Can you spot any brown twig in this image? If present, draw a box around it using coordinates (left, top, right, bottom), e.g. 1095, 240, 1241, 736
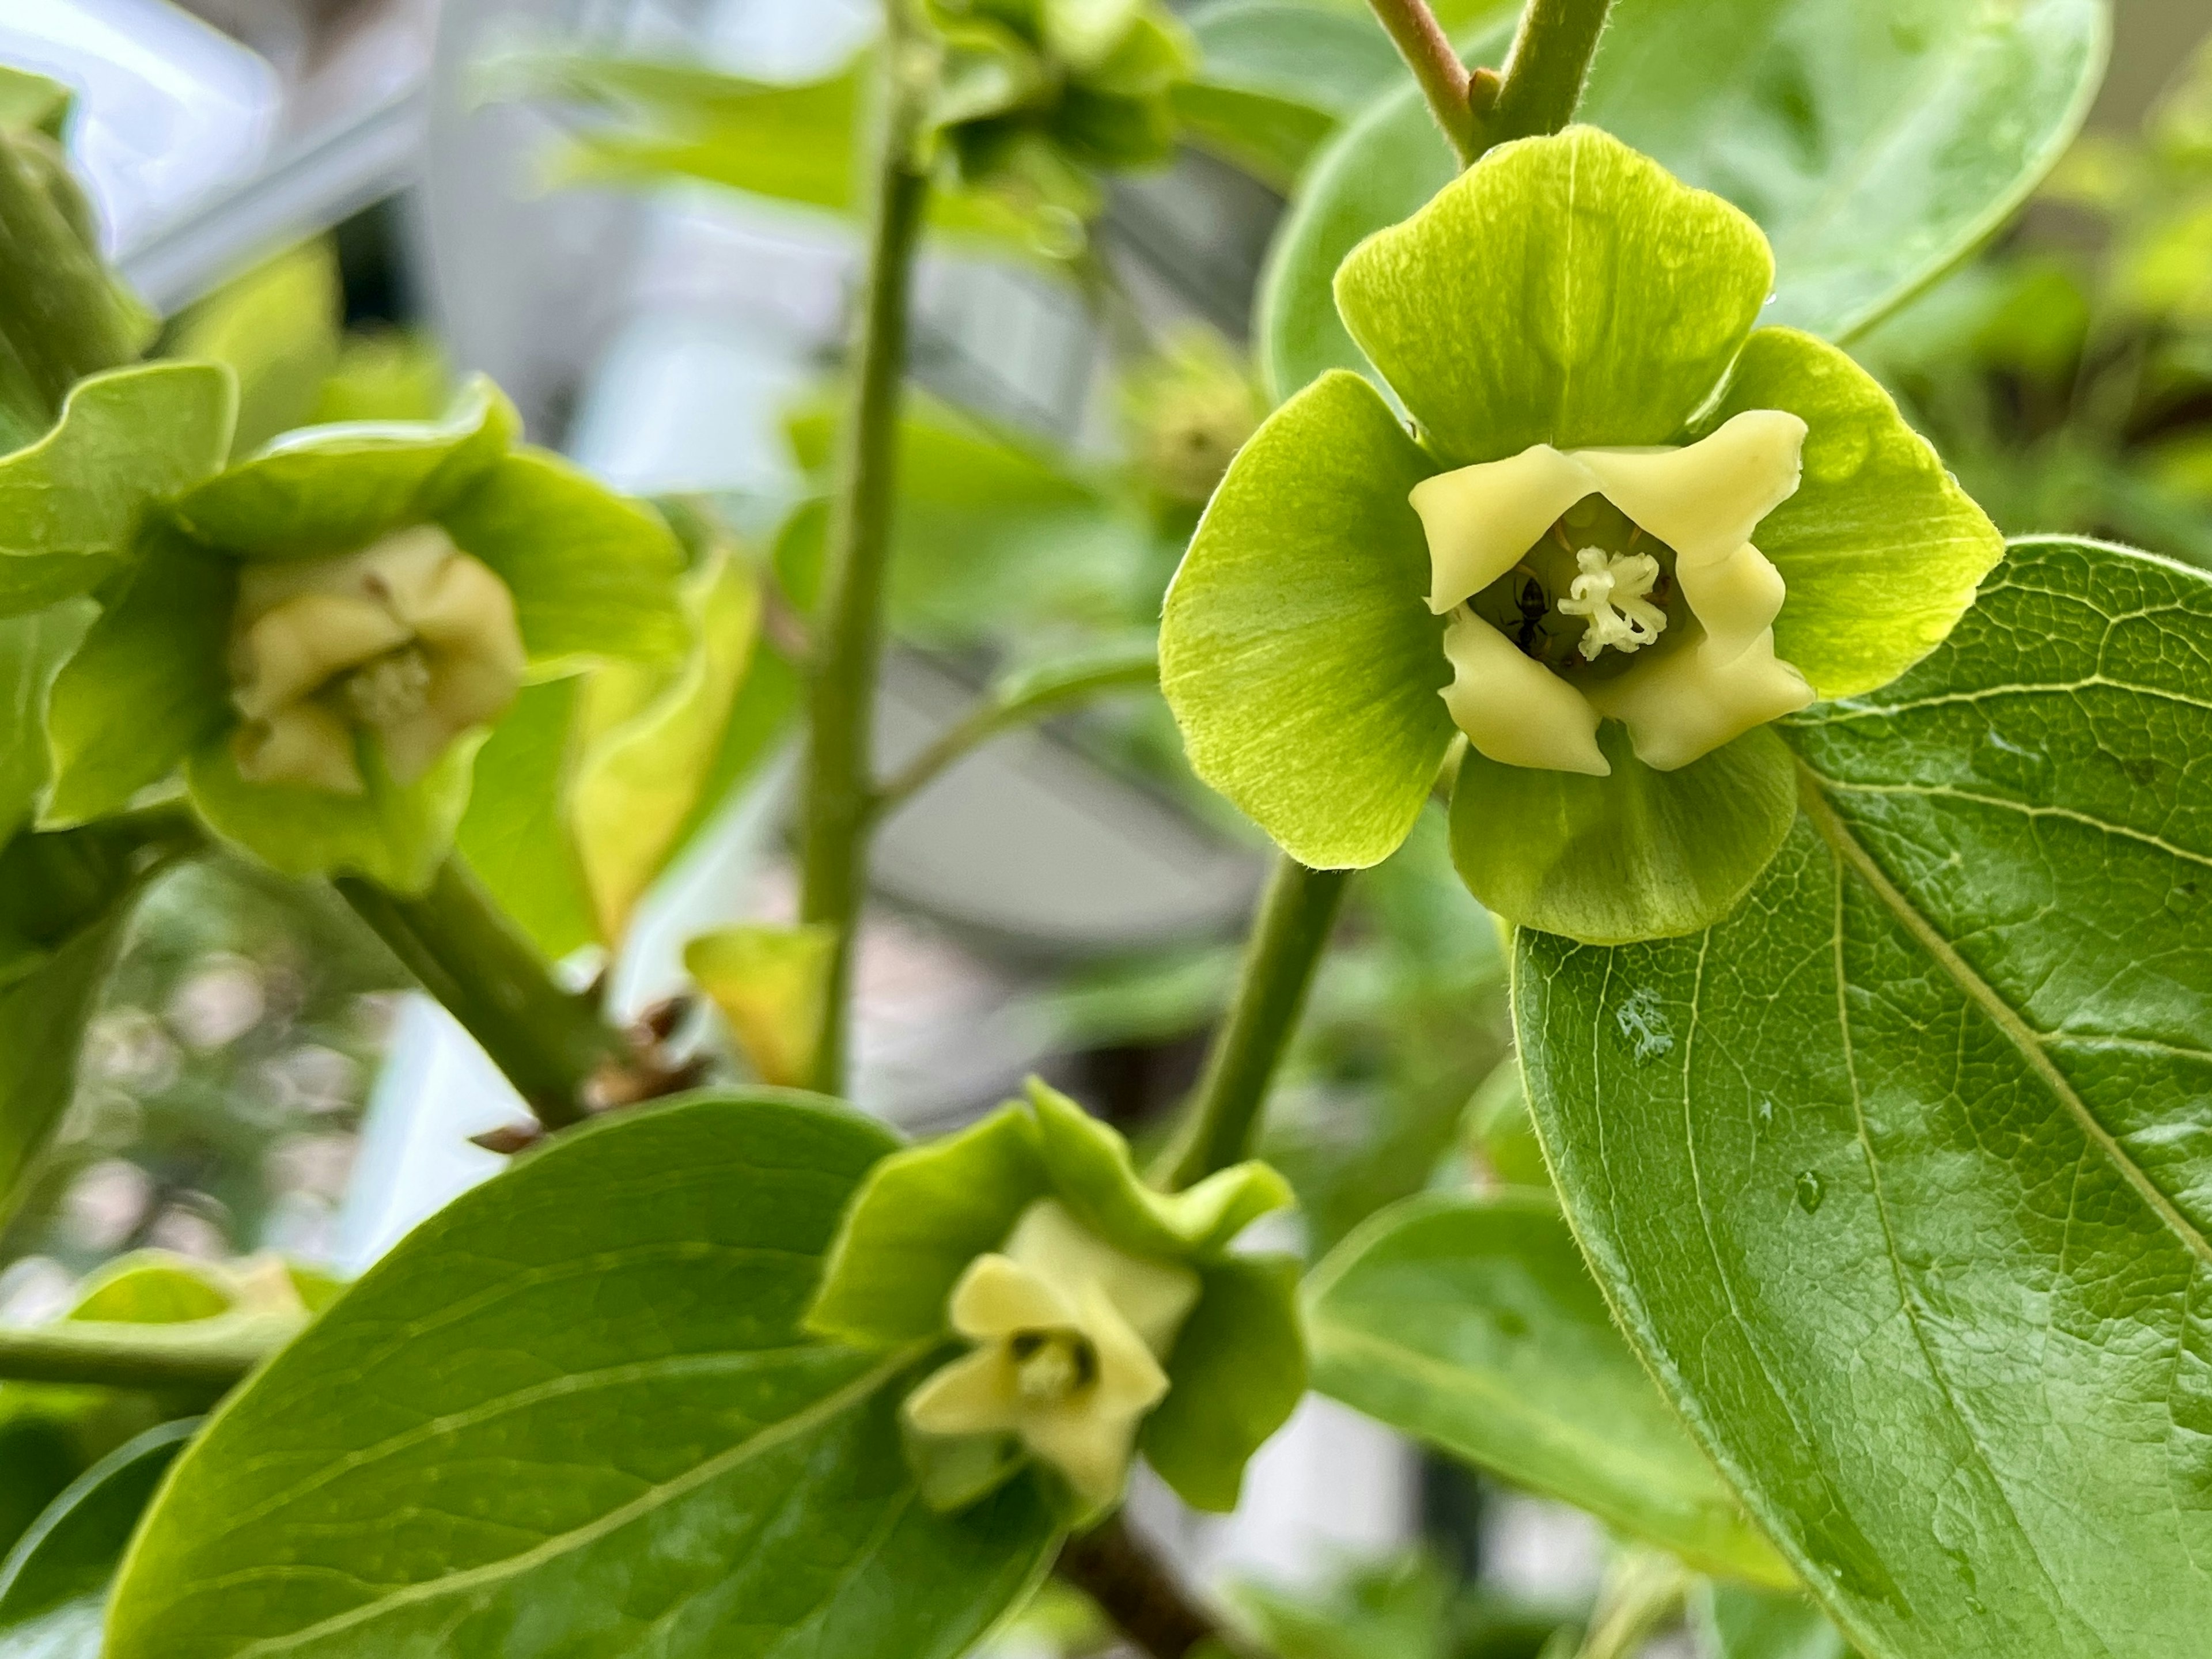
1056, 1512, 1251, 1659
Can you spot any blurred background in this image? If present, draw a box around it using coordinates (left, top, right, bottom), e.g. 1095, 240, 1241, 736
2, 0, 2209, 1653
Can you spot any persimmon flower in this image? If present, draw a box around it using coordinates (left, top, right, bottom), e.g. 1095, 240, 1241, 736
229, 525, 525, 795
1158, 127, 2003, 943
904, 1199, 1199, 1509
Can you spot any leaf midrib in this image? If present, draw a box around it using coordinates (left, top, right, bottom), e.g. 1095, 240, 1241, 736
213, 1343, 925, 1658
1796, 767, 2212, 1270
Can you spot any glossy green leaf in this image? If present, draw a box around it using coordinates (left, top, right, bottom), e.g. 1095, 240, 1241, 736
42, 526, 235, 827
0, 600, 92, 833
168, 376, 518, 559
0, 1420, 194, 1659
1174, 2, 1404, 187
1335, 126, 1772, 463
452, 678, 594, 961
1140, 1253, 1305, 1512
1694, 1583, 1850, 1659
1450, 724, 1799, 945
571, 551, 759, 938
1517, 539, 2212, 1654
1306, 1190, 1790, 1585
1159, 369, 1452, 870
185, 728, 480, 895
1262, 0, 2107, 402
0, 363, 234, 615
438, 448, 688, 671
1699, 328, 2003, 701
105, 1092, 1058, 1659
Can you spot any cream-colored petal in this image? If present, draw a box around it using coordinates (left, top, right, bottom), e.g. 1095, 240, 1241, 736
905, 1347, 1024, 1438
371, 714, 457, 787
406, 550, 527, 675
1002, 1200, 1201, 1359
949, 1253, 1076, 1340
232, 593, 410, 720
1440, 612, 1609, 777
1021, 1398, 1145, 1509
1410, 445, 1595, 614
423, 646, 524, 737
232, 703, 365, 794
359, 525, 467, 620
1075, 1284, 1172, 1416
1673, 539, 1787, 667
1571, 410, 1806, 565
1586, 625, 1815, 771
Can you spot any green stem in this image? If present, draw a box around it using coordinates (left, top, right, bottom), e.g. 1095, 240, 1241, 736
1363, 0, 1481, 164
796, 16, 933, 1097
1153, 855, 1350, 1191
870, 653, 1158, 820
1573, 1548, 1689, 1659
1480, 0, 1615, 149
337, 858, 622, 1130
0, 1313, 298, 1399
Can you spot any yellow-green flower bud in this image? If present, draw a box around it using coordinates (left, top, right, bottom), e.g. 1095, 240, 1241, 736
903, 1198, 1200, 1509
227, 524, 525, 795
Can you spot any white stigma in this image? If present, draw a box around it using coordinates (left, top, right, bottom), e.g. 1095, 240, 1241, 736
1556, 547, 1668, 661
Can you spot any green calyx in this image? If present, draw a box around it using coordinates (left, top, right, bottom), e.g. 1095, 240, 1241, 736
924, 0, 1195, 222
807, 1077, 1305, 1517
43, 376, 687, 892
1159, 127, 2003, 944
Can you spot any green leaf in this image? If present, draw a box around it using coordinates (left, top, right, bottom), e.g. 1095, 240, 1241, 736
1263, 0, 2107, 402
1516, 538, 2212, 1654
0, 825, 154, 1223
810, 1108, 1053, 1348
0, 363, 234, 615
164, 242, 342, 457
1465, 1056, 1548, 1189
1174, 2, 1404, 187
168, 376, 518, 560
1450, 724, 1799, 945
1306, 1190, 1791, 1586
438, 448, 688, 672
0, 600, 93, 833
1141, 1253, 1305, 1512
571, 551, 760, 937
0, 1419, 195, 1658
452, 677, 594, 960
105, 1093, 1059, 1659
1699, 329, 2003, 701
185, 729, 479, 895
42, 527, 236, 827
66, 1256, 234, 1325
1158, 369, 1452, 870
1692, 1583, 1850, 1659
1336, 126, 1771, 463
686, 922, 835, 1088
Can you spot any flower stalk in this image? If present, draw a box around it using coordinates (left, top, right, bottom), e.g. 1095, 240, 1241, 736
797, 7, 934, 1094
1364, 0, 1615, 169
1153, 855, 1349, 1191
0, 1312, 297, 1400
337, 858, 624, 1130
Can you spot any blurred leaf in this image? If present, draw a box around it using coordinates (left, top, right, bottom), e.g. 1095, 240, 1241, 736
788, 396, 1155, 645
1231, 1552, 1458, 1659
1262, 0, 2108, 400
164, 243, 340, 457
1141, 1252, 1305, 1512
685, 922, 835, 1086
1692, 1582, 1850, 1659
310, 329, 451, 426
1175, 2, 1406, 187
572, 551, 761, 941
65, 1256, 233, 1325
1465, 1056, 1546, 1188
105, 1093, 1059, 1659
453, 677, 594, 961
0, 1419, 194, 1658
0, 599, 93, 835
1306, 1190, 1791, 1585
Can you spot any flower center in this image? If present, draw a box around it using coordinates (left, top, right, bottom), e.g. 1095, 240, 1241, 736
339, 644, 433, 728
1556, 548, 1668, 660
1463, 493, 1682, 679
1009, 1328, 1097, 1404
